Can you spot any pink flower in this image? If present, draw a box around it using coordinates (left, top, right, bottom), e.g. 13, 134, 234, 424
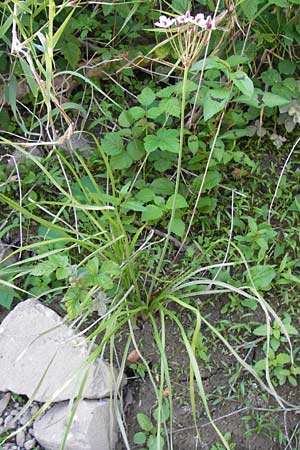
155, 15, 174, 28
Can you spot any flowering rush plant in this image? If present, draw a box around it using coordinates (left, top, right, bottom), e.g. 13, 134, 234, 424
154, 10, 222, 67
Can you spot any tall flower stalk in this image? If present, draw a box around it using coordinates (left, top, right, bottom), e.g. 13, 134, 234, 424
147, 10, 222, 303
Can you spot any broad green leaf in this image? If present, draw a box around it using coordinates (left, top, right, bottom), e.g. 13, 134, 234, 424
226, 55, 250, 67
119, 106, 145, 128
100, 260, 119, 276
249, 265, 276, 289
101, 133, 124, 156
110, 151, 132, 170
263, 92, 290, 108
229, 71, 254, 97
153, 399, 170, 422
238, 89, 290, 108
170, 218, 185, 237
157, 129, 179, 153
172, 0, 189, 13
151, 178, 174, 195
165, 194, 188, 209
0, 285, 14, 309
60, 36, 81, 69
270, 0, 288, 6
31, 261, 57, 277
188, 135, 198, 155
191, 56, 229, 73
240, 0, 261, 20
141, 205, 163, 222
159, 97, 180, 118
276, 353, 290, 365
133, 432, 147, 445
136, 188, 155, 203
278, 60, 296, 75
253, 324, 267, 336
137, 87, 156, 106
127, 140, 145, 161
144, 129, 179, 154
194, 171, 221, 192
56, 266, 72, 280
121, 200, 145, 212
137, 413, 153, 431
203, 88, 230, 121
86, 257, 99, 276
144, 135, 160, 153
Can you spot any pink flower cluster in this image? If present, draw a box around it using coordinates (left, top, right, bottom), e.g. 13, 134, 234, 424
155, 11, 216, 30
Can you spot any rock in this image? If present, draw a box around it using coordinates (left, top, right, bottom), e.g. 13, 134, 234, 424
59, 133, 92, 156
0, 299, 115, 402
16, 430, 26, 447
24, 439, 36, 450
33, 399, 117, 450
4, 414, 16, 429
0, 393, 11, 416
6, 147, 43, 171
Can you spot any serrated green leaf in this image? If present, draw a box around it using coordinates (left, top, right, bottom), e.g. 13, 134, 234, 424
249, 265, 276, 289
121, 200, 145, 212
141, 205, 163, 222
86, 257, 99, 276
110, 151, 132, 169
151, 178, 174, 195
144, 135, 160, 153
157, 129, 179, 153
31, 261, 57, 277
60, 36, 81, 69
137, 87, 156, 106
253, 324, 268, 336
136, 188, 155, 203
276, 353, 290, 365
159, 97, 180, 118
165, 194, 188, 210
56, 266, 72, 280
101, 133, 124, 156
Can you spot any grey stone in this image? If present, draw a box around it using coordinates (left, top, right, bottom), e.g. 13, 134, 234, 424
10, 409, 18, 416
0, 417, 3, 425
16, 430, 25, 447
0, 393, 11, 416
19, 409, 32, 425
0, 299, 115, 402
4, 414, 16, 429
24, 439, 36, 450
33, 399, 117, 450
6, 147, 43, 170
59, 133, 92, 156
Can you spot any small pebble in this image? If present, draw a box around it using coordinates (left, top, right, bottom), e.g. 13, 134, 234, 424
10, 409, 18, 416
0, 393, 11, 416
24, 439, 36, 450
20, 410, 31, 425
0, 417, 4, 425
16, 430, 25, 447
30, 405, 39, 416
4, 414, 15, 429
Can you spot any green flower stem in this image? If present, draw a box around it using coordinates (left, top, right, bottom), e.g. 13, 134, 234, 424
147, 64, 189, 304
